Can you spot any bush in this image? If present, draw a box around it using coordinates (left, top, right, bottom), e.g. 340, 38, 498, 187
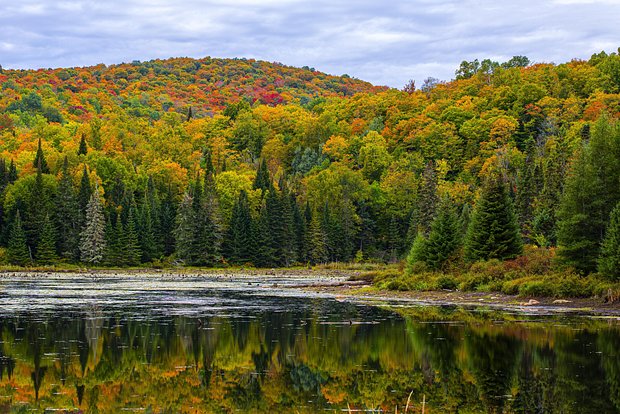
518, 281, 555, 297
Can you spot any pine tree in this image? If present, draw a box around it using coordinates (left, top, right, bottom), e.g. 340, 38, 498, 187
77, 165, 91, 231
33, 138, 50, 174
174, 193, 196, 264
7, 159, 17, 183
251, 203, 275, 267
77, 133, 88, 156
424, 198, 461, 270
36, 214, 58, 264
79, 187, 107, 264
139, 195, 157, 263
292, 196, 306, 263
307, 212, 328, 265
411, 160, 439, 236
405, 232, 427, 273
124, 207, 142, 266
7, 210, 30, 266
105, 214, 123, 266
557, 117, 620, 273
27, 161, 47, 249
56, 157, 80, 260
159, 186, 177, 256
225, 190, 252, 264
253, 159, 270, 192
465, 176, 523, 262
598, 202, 620, 280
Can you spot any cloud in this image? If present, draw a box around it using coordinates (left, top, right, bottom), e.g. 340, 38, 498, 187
0, 0, 618, 87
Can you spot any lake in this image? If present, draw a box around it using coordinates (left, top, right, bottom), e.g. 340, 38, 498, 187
0, 274, 619, 413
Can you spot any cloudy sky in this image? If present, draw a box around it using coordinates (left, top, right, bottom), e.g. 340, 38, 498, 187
1, 0, 618, 87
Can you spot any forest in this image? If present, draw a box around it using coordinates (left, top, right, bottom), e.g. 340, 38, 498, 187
1, 51, 620, 297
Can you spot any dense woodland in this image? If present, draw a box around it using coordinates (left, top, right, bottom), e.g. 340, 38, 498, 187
1, 51, 620, 282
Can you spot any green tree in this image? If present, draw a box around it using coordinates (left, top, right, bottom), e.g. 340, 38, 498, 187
465, 177, 523, 262
124, 207, 142, 266
598, 202, 620, 280
307, 211, 328, 265
424, 198, 462, 270
56, 157, 79, 260
33, 138, 50, 174
224, 190, 252, 264
174, 193, 195, 265
77, 133, 88, 156
253, 159, 270, 192
410, 161, 438, 236
7, 210, 30, 266
405, 232, 427, 273
557, 117, 620, 273
79, 187, 107, 264
36, 214, 58, 264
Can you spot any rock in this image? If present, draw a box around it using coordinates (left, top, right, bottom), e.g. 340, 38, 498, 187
522, 299, 540, 306
552, 299, 571, 304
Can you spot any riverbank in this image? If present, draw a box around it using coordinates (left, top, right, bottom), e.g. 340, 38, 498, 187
2, 267, 620, 316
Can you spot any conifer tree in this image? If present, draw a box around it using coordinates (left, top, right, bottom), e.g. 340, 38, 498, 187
265, 186, 288, 265
292, 196, 306, 263
251, 204, 274, 267
307, 212, 328, 265
56, 157, 80, 259
465, 176, 523, 262
159, 186, 177, 256
36, 214, 58, 264
77, 166, 92, 230
174, 193, 196, 264
557, 117, 620, 273
79, 187, 107, 264
410, 160, 439, 236
405, 232, 427, 273
253, 159, 270, 192
77, 133, 88, 156
7, 210, 30, 266
7, 159, 17, 184
27, 161, 47, 249
598, 202, 620, 280
139, 195, 157, 263
104, 214, 122, 266
124, 207, 142, 266
424, 198, 461, 270
33, 138, 50, 174
225, 190, 252, 264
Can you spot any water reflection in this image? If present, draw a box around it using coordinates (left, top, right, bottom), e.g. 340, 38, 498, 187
0, 276, 619, 413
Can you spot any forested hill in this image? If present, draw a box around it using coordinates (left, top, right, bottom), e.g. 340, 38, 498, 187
1, 50, 620, 273
0, 56, 386, 120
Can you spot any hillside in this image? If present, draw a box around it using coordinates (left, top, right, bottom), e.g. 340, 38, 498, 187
0, 50, 620, 281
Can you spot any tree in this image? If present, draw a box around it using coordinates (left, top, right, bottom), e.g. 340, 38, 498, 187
306, 212, 327, 265
598, 202, 620, 280
224, 190, 252, 264
77, 133, 88, 156
36, 214, 58, 264
56, 157, 79, 259
33, 138, 50, 174
465, 176, 523, 262
253, 159, 270, 192
7, 210, 30, 266
174, 193, 195, 264
77, 165, 92, 231
79, 187, 107, 264
424, 198, 461, 270
557, 117, 620, 273
124, 207, 142, 266
410, 160, 438, 236
405, 232, 427, 273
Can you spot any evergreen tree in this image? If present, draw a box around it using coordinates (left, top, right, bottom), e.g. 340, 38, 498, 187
77, 133, 88, 156
190, 174, 221, 266
174, 193, 196, 264
7, 210, 30, 266
424, 198, 461, 270
33, 138, 50, 174
411, 160, 439, 236
253, 159, 270, 192
598, 202, 620, 280
387, 216, 401, 262
26, 161, 47, 250
104, 214, 123, 266
465, 176, 523, 262
251, 204, 275, 267
77, 166, 92, 231
557, 117, 620, 273
224, 190, 252, 264
292, 196, 306, 263
7, 160, 17, 183
159, 186, 177, 256
307, 211, 328, 265
265, 186, 288, 266
36, 214, 58, 264
405, 232, 427, 273
56, 157, 80, 260
139, 194, 157, 263
79, 187, 107, 264
124, 207, 142, 266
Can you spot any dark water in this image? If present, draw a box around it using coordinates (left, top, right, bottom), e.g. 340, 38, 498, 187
0, 275, 619, 413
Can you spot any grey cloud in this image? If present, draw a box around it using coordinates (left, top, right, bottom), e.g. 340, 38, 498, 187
0, 0, 618, 87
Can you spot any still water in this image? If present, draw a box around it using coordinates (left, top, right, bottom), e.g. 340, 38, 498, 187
0, 274, 619, 413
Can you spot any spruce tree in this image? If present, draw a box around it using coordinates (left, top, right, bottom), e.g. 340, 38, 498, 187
251, 204, 275, 267
7, 160, 17, 183
292, 196, 306, 263
77, 166, 92, 231
124, 207, 142, 266
105, 214, 123, 266
159, 186, 177, 256
411, 160, 439, 236
424, 198, 461, 270
405, 232, 427, 273
36, 214, 58, 264
174, 193, 196, 264
77, 133, 88, 156
598, 202, 620, 280
557, 117, 620, 273
253, 159, 270, 192
225, 190, 252, 264
56, 157, 80, 260
33, 138, 50, 174
307, 212, 328, 265
7, 210, 30, 266
79, 187, 107, 264
27, 161, 47, 249
139, 195, 157, 263
465, 176, 523, 262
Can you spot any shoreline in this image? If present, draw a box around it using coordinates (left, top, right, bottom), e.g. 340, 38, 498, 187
2, 268, 620, 316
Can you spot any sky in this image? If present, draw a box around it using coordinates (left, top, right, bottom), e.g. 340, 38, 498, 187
0, 0, 619, 88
